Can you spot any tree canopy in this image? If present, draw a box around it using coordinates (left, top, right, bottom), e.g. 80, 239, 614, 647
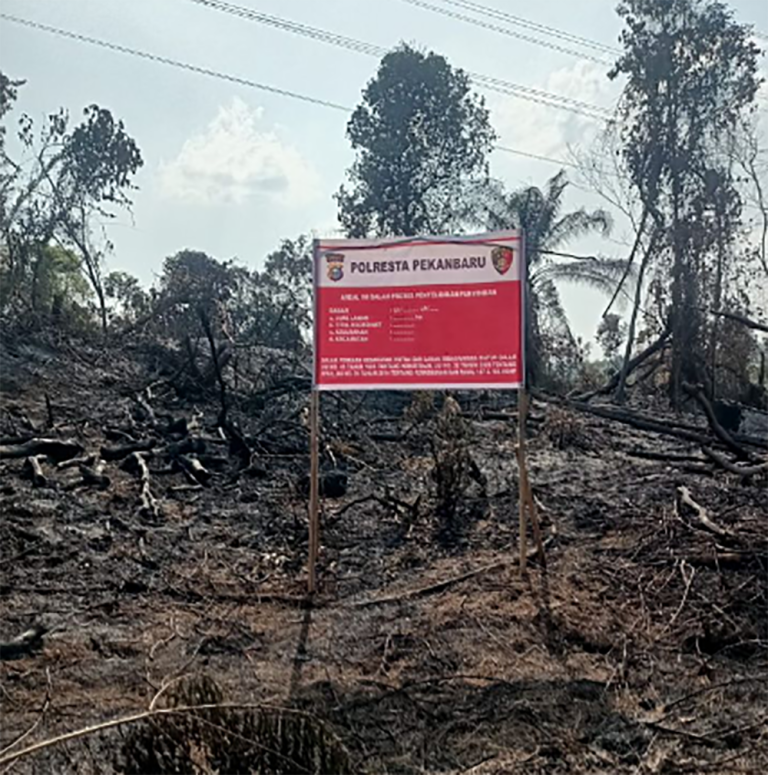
336, 44, 495, 237
610, 0, 763, 405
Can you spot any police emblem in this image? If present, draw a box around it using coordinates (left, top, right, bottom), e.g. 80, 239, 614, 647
491, 246, 514, 276
325, 252, 345, 282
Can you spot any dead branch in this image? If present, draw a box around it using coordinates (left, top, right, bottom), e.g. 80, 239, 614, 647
57, 454, 96, 470
682, 383, 754, 460
352, 562, 507, 608
44, 393, 54, 429
625, 448, 705, 464
198, 306, 229, 425
177, 454, 212, 485
123, 452, 160, 519
0, 434, 36, 446
133, 391, 157, 426
22, 455, 47, 487
78, 459, 110, 489
536, 394, 719, 447
575, 323, 671, 402
668, 561, 696, 628
329, 493, 420, 523
710, 309, 768, 334
0, 702, 321, 769
161, 437, 207, 459
0, 667, 51, 756
701, 446, 768, 477
0, 438, 83, 462
100, 439, 156, 461
353, 536, 555, 608
104, 427, 138, 443
0, 624, 47, 661
676, 486, 731, 538
536, 390, 768, 452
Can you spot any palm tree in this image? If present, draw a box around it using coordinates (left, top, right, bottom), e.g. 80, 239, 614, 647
479, 170, 631, 387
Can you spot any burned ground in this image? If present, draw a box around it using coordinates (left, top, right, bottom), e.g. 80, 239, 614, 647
0, 336, 766, 774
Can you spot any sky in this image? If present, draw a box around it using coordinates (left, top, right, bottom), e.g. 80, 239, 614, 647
1, 0, 767, 343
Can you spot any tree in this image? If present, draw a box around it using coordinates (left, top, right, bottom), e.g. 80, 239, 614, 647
104, 270, 150, 326
0, 73, 143, 333
481, 171, 626, 388
597, 313, 627, 367
610, 0, 762, 406
152, 245, 310, 352
336, 44, 495, 237
257, 235, 313, 341
0, 242, 92, 328
0, 72, 23, 194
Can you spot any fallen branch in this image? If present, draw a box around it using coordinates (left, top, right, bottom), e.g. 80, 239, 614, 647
0, 667, 51, 757
352, 562, 506, 608
0, 702, 320, 768
353, 536, 555, 608
701, 446, 768, 477
177, 454, 212, 485
123, 452, 160, 519
676, 486, 731, 538
133, 391, 157, 426
0, 434, 36, 446
668, 561, 696, 628
78, 459, 111, 489
100, 439, 156, 461
57, 454, 96, 470
683, 383, 753, 461
0, 624, 47, 661
22, 456, 48, 487
534, 391, 768, 451
0, 438, 83, 462
536, 394, 718, 447
574, 324, 671, 402
625, 448, 705, 464
329, 493, 420, 523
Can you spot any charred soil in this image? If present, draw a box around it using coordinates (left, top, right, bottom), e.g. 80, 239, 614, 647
1, 335, 767, 774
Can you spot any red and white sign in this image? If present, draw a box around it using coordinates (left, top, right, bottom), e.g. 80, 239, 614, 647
313, 231, 524, 390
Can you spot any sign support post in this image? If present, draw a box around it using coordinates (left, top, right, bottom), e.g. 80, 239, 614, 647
516, 388, 545, 573
308, 389, 320, 595
517, 388, 529, 573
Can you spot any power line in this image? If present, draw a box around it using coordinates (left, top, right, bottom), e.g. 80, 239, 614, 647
469, 73, 613, 119
0, 13, 351, 113
402, 0, 619, 55
0, 12, 583, 171
495, 145, 579, 169
184, 0, 615, 120
405, 0, 768, 54
397, 0, 616, 62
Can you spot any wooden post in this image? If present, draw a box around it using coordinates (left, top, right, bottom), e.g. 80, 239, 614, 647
517, 388, 529, 573
308, 389, 320, 595
517, 388, 546, 573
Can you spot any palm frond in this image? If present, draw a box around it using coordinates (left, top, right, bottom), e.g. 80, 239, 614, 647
535, 258, 637, 299
545, 208, 613, 250
534, 277, 573, 337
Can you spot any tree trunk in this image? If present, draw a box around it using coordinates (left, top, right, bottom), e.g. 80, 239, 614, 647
710, 197, 725, 399
616, 226, 658, 403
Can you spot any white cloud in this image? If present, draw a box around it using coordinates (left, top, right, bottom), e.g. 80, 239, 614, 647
158, 98, 321, 207
489, 60, 620, 166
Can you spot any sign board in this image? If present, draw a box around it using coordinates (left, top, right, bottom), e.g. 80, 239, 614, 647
313, 231, 524, 390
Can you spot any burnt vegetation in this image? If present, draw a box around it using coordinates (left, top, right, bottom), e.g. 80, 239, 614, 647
1, 2, 768, 772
